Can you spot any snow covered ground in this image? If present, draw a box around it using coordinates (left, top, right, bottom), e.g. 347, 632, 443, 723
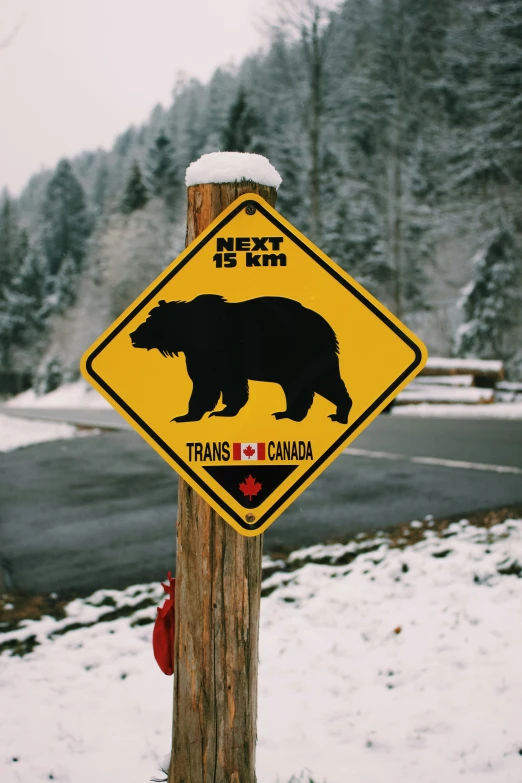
1, 517, 522, 783
397, 385, 495, 404
393, 401, 522, 418
423, 357, 503, 375
0, 412, 94, 452
4, 380, 110, 410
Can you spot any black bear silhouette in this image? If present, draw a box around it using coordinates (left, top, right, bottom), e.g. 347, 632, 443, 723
130, 295, 352, 424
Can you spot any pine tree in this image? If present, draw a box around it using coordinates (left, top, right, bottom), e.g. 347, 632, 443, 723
222, 88, 264, 154
47, 255, 80, 313
0, 245, 49, 368
443, 0, 522, 192
0, 195, 28, 296
114, 127, 136, 157
34, 357, 64, 395
269, 129, 307, 228
455, 230, 521, 364
320, 150, 384, 285
121, 162, 148, 214
270, 2, 333, 243
325, 0, 451, 315
438, 0, 522, 373
42, 159, 91, 276
170, 77, 207, 170
197, 67, 237, 154
92, 162, 110, 212
146, 132, 179, 207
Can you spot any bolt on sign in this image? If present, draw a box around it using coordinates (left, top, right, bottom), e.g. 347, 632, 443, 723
81, 194, 427, 536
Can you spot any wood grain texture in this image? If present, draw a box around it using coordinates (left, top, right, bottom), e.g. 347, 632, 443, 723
185, 181, 277, 246
170, 180, 277, 783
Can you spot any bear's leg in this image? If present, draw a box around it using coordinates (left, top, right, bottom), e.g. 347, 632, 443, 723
171, 379, 221, 422
315, 367, 352, 424
209, 377, 249, 418
273, 384, 315, 422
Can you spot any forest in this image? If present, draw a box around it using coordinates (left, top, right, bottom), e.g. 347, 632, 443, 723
0, 0, 520, 392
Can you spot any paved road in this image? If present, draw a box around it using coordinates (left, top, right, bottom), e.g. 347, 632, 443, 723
1, 409, 521, 595
3, 406, 522, 469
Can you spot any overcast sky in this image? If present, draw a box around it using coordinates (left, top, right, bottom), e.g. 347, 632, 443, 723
0, 0, 270, 196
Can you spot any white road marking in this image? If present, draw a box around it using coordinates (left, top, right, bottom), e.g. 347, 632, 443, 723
343, 447, 522, 476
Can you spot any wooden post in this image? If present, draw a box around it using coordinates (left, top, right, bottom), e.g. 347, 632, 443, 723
169, 180, 277, 783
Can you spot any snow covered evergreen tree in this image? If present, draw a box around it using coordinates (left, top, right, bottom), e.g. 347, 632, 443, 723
443, 1, 522, 193
34, 357, 64, 395
92, 162, 110, 213
271, 2, 335, 243
455, 230, 521, 365
198, 67, 237, 154
121, 162, 148, 214
328, 0, 451, 315
47, 255, 80, 313
246, 34, 309, 232
114, 127, 137, 158
222, 87, 264, 154
269, 130, 307, 228
42, 159, 91, 276
168, 78, 207, 172
146, 132, 179, 208
0, 245, 49, 369
0, 194, 28, 297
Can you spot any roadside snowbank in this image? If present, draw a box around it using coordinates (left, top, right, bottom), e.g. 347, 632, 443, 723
424, 357, 503, 374
0, 413, 81, 452
393, 401, 522, 418
397, 385, 494, 404
5, 380, 110, 410
1, 518, 522, 782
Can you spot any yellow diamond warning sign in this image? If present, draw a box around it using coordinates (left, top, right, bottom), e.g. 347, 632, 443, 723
81, 193, 427, 536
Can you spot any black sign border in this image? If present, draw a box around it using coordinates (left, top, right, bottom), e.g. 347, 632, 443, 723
85, 198, 423, 531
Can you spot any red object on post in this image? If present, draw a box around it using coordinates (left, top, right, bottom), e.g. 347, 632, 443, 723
153, 571, 175, 675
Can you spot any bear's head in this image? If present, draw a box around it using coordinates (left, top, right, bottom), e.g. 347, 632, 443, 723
130, 300, 183, 357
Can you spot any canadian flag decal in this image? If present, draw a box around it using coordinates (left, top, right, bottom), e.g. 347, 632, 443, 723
233, 442, 266, 461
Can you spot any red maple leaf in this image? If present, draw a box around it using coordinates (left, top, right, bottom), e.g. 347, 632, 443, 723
239, 475, 262, 501
243, 445, 256, 458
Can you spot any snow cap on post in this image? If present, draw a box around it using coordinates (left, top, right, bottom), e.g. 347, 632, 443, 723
185, 151, 282, 189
